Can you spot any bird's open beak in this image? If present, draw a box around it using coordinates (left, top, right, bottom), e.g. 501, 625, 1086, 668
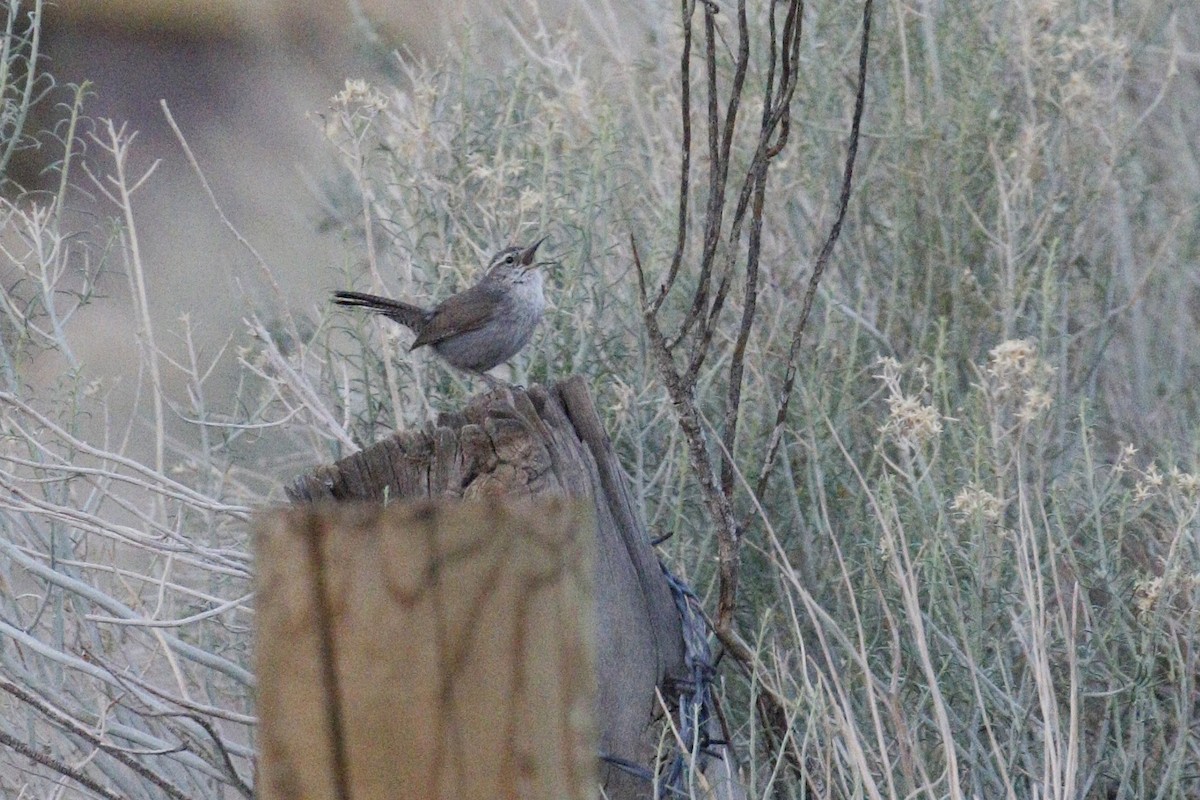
519, 237, 547, 267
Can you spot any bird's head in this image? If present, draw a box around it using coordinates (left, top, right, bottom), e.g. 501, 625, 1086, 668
487, 237, 547, 282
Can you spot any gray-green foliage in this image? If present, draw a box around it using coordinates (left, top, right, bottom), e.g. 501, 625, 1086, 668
321, 4, 1199, 796
0, 0, 50, 186
1, 0, 1198, 797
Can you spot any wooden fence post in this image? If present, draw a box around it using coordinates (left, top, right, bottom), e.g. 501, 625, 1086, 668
284, 377, 745, 799
255, 499, 596, 800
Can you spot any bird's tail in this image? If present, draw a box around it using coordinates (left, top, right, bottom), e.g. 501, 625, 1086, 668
333, 291, 427, 331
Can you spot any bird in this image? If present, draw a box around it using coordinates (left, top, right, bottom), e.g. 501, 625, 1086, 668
333, 238, 547, 386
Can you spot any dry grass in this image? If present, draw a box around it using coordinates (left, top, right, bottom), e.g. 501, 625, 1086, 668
1, 0, 1198, 797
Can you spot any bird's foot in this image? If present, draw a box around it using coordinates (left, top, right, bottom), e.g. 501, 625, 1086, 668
475, 372, 517, 395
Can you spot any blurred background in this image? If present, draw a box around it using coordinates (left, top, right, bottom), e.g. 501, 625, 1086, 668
8, 0, 664, 422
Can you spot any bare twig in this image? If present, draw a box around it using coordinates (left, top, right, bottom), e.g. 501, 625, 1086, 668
0, 677, 199, 800
754, 0, 874, 505
84, 121, 167, 478
638, 0, 818, 633
186, 712, 255, 799
635, 233, 739, 632
0, 729, 124, 800
669, 0, 752, 353
635, 0, 872, 777
649, 0, 697, 313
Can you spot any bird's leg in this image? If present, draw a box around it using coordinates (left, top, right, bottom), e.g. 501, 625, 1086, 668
475, 371, 507, 391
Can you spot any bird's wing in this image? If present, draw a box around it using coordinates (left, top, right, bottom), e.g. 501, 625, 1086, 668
410, 282, 506, 349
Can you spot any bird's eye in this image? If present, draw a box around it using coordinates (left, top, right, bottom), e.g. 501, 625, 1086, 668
505, 254, 515, 265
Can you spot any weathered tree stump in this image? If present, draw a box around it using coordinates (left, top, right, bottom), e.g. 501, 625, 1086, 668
289, 376, 741, 799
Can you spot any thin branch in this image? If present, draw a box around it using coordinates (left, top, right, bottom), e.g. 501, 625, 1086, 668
159, 101, 290, 318
650, 0, 697, 313
721, 172, 768, 500
0, 546, 254, 687
0, 677, 199, 800
185, 713, 255, 799
670, 0, 752, 353
636, 234, 740, 624
0, 657, 243, 785
0, 729, 124, 800
94, 658, 258, 728
638, 0, 818, 638
667, 0, 748, 357
87, 592, 253, 629
754, 0, 874, 505
692, 0, 804, 501
635, 2, 872, 772
684, 0, 802, 388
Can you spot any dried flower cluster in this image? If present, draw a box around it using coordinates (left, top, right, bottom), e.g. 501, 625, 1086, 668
1029, 2, 1130, 118
332, 78, 389, 114
876, 357, 943, 451
951, 484, 1005, 523
984, 339, 1055, 424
